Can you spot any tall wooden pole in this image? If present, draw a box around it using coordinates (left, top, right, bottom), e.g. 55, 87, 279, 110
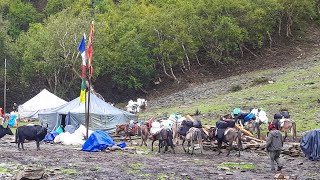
4, 58, 7, 114
86, 82, 91, 139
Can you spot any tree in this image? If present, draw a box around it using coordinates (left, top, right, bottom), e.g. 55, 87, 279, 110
5, 0, 44, 39
17, 11, 91, 98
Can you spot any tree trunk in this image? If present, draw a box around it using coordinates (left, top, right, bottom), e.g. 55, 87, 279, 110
267, 31, 272, 48
157, 56, 174, 79
169, 64, 177, 81
54, 71, 58, 95
278, 17, 282, 36
181, 42, 191, 70
195, 54, 203, 66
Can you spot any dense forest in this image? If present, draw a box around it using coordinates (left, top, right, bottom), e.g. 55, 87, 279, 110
0, 0, 319, 110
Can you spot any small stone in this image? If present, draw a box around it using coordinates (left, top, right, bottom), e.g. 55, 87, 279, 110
181, 173, 188, 176
226, 172, 233, 175
219, 167, 230, 171
274, 173, 285, 179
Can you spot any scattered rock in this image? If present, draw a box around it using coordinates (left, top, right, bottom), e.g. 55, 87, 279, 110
274, 173, 290, 179
109, 146, 122, 151
16, 168, 45, 180
104, 149, 111, 153
180, 173, 188, 176
219, 167, 230, 171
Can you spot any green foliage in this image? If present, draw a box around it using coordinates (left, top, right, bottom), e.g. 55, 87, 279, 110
16, 11, 91, 98
5, 0, 44, 39
0, 0, 319, 99
45, 0, 75, 16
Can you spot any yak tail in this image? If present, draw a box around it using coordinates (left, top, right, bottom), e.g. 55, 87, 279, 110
15, 128, 18, 143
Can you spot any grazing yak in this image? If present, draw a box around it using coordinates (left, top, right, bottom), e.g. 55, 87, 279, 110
0, 125, 13, 139
15, 125, 48, 150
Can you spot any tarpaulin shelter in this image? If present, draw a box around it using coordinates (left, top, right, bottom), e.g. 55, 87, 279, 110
18, 89, 67, 119
38, 92, 137, 132
82, 130, 126, 152
300, 128, 320, 161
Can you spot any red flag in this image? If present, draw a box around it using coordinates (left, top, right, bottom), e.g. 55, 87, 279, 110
87, 21, 94, 80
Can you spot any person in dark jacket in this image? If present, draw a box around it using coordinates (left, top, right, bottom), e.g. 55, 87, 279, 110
12, 103, 18, 112
266, 123, 283, 172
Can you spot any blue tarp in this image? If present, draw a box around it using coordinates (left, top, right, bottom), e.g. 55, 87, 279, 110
43, 131, 60, 142
8, 115, 18, 127
244, 113, 255, 122
82, 130, 126, 152
300, 129, 320, 161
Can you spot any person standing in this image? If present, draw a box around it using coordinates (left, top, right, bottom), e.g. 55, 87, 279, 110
12, 103, 18, 112
266, 123, 283, 172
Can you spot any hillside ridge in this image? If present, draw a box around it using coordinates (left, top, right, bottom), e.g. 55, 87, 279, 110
147, 27, 320, 111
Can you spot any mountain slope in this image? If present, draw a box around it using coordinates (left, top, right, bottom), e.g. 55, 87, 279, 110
144, 26, 320, 134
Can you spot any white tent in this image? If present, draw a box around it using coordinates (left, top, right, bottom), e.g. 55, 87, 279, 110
18, 89, 67, 119
38, 92, 137, 132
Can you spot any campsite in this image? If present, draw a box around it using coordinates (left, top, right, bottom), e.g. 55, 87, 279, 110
1, 51, 320, 179
1, 1, 320, 180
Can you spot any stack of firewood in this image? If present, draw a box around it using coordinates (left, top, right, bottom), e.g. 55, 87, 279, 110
282, 143, 304, 157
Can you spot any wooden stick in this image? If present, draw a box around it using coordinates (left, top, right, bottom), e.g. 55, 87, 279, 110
187, 115, 194, 121
244, 135, 265, 143
202, 127, 209, 136
235, 124, 254, 137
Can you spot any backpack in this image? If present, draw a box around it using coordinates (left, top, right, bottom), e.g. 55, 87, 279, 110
193, 119, 202, 128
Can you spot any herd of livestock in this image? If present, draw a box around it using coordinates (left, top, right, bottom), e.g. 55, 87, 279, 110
0, 107, 296, 157
115, 108, 297, 156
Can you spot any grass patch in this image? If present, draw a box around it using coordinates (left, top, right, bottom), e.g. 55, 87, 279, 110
3, 121, 39, 135
139, 173, 151, 178
0, 167, 8, 173
229, 85, 242, 92
61, 168, 77, 175
219, 162, 256, 169
157, 173, 167, 180
126, 163, 143, 174
141, 60, 320, 136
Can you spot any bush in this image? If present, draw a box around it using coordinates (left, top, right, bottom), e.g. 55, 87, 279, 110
229, 85, 242, 92
252, 77, 269, 85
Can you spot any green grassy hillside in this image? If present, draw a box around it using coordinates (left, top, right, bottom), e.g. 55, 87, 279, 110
141, 58, 320, 136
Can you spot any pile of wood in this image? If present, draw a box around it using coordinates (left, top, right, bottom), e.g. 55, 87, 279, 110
242, 135, 266, 150
282, 143, 304, 157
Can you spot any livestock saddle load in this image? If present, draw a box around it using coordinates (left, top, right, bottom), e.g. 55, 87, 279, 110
178, 118, 207, 141
273, 110, 291, 130
128, 120, 143, 135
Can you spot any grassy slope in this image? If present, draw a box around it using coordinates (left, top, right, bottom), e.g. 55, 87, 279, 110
141, 59, 320, 136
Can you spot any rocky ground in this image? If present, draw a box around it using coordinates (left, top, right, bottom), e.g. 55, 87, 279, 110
0, 135, 319, 180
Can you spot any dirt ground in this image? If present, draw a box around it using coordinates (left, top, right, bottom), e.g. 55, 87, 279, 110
0, 135, 319, 180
